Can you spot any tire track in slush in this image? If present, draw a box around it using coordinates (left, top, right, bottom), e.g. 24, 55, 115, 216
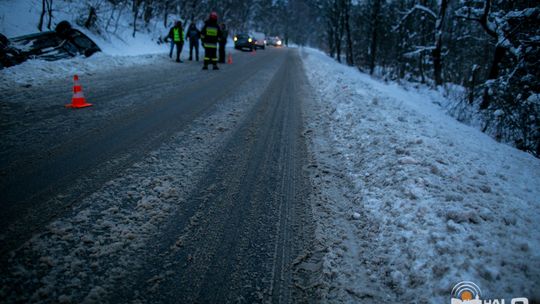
0, 50, 281, 260
109, 50, 311, 303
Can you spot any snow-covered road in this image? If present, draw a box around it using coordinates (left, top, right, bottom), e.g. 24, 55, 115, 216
1, 45, 538, 304
0, 48, 314, 303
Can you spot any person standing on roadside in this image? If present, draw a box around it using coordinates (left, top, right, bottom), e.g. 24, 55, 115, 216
200, 12, 221, 70
218, 23, 228, 63
186, 23, 201, 61
167, 21, 185, 63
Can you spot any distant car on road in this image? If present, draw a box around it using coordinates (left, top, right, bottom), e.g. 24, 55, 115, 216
1, 21, 100, 69
233, 33, 254, 51
250, 32, 266, 50
266, 36, 283, 47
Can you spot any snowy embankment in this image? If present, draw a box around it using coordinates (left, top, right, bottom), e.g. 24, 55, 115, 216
0, 0, 170, 90
301, 48, 540, 302
0, 53, 167, 90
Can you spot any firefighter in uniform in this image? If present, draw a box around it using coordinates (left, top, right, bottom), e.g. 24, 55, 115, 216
167, 21, 184, 62
201, 12, 221, 70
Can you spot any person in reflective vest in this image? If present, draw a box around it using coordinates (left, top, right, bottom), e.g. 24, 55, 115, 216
167, 21, 184, 63
200, 12, 221, 70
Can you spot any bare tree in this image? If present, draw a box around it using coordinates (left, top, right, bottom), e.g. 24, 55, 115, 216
368, 0, 382, 74
343, 0, 354, 66
38, 0, 53, 31
132, 0, 142, 37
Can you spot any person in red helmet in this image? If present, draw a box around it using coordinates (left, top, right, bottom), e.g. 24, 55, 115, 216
200, 12, 221, 70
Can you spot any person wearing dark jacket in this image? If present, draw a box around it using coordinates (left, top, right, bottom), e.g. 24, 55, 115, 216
186, 23, 201, 61
167, 21, 184, 62
218, 23, 228, 63
200, 12, 221, 70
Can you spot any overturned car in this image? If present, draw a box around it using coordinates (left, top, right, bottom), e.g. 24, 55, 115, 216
1, 21, 100, 69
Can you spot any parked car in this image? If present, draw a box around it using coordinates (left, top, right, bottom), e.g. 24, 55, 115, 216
233, 33, 254, 51
267, 36, 283, 47
250, 32, 266, 50
1, 21, 100, 69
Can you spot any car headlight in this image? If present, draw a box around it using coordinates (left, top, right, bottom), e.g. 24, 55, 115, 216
277, 40, 282, 46
248, 38, 252, 43
234, 36, 238, 42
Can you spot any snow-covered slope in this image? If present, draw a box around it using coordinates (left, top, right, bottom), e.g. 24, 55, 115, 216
301, 47, 540, 302
0, 0, 172, 89
0, 0, 169, 55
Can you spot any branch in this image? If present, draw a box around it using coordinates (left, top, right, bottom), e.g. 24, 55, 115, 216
479, 0, 497, 39
413, 4, 437, 19
455, 8, 478, 21
393, 4, 437, 31
403, 45, 436, 58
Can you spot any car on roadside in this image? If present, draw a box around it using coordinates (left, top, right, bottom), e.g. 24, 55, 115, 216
233, 33, 254, 51
1, 21, 101, 69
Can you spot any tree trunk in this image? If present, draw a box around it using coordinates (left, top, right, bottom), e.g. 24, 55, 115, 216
333, 0, 343, 63
419, 56, 425, 83
335, 27, 341, 63
369, 0, 381, 74
105, 7, 116, 31
143, 0, 153, 25
432, 0, 448, 86
84, 6, 97, 29
488, 45, 505, 80
46, 0, 53, 30
114, 4, 125, 34
344, 0, 354, 66
327, 22, 335, 57
132, 0, 140, 38
38, 0, 46, 31
328, 30, 335, 57
480, 45, 506, 109
163, 1, 169, 27
335, 26, 342, 63
468, 65, 479, 104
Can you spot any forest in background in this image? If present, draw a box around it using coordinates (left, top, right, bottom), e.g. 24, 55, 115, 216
35, 0, 540, 156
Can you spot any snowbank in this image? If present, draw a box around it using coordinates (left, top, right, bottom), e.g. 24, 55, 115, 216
0, 0, 174, 89
301, 47, 540, 302
0, 0, 169, 56
0, 52, 166, 90
0, 0, 237, 90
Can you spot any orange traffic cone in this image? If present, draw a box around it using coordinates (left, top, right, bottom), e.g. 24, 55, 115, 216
66, 75, 92, 108
227, 53, 233, 64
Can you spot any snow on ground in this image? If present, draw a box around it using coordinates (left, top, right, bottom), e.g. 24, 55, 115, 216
0, 52, 166, 90
300, 47, 540, 302
0, 0, 169, 55
1, 0, 178, 89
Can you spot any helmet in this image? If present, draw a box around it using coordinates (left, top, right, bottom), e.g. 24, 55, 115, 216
209, 12, 218, 20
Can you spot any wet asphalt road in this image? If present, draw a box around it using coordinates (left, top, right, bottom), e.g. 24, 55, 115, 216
0, 48, 314, 303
